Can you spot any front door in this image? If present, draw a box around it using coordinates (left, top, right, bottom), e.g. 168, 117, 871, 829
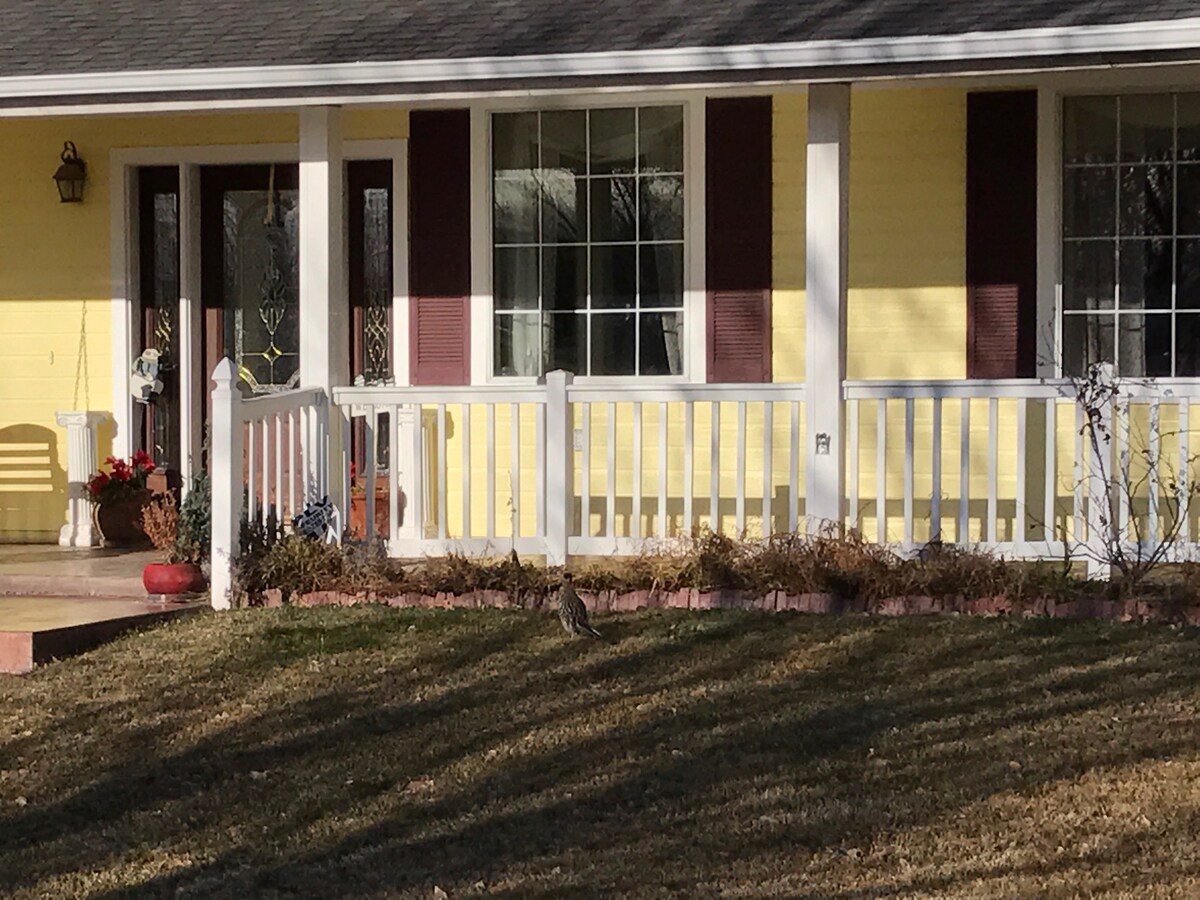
133, 159, 394, 481
200, 164, 301, 402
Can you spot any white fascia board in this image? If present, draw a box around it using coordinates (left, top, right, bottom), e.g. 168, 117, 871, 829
4, 16, 1200, 100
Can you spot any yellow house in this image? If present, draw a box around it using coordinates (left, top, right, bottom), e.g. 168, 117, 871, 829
2, 4, 1200, 604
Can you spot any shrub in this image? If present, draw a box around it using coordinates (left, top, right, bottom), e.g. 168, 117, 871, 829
176, 473, 211, 565
231, 526, 1200, 610
141, 492, 180, 560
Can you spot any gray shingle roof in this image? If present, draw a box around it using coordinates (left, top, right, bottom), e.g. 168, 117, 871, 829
0, 1, 1196, 79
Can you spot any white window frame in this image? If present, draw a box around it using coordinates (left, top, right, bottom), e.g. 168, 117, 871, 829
470, 92, 706, 386
1057, 92, 1199, 377
1034, 65, 1200, 379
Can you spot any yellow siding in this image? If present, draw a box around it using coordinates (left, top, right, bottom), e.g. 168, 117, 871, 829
343, 110, 410, 141
437, 400, 807, 542
772, 87, 967, 381
772, 94, 807, 383
0, 111, 409, 540
771, 89, 973, 541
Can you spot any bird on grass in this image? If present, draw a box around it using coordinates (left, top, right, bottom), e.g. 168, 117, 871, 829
557, 573, 604, 640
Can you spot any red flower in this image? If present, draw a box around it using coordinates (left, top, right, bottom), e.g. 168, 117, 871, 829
131, 450, 156, 474
87, 453, 154, 506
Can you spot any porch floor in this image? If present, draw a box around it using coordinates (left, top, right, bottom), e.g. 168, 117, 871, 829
0, 595, 203, 674
0, 545, 155, 599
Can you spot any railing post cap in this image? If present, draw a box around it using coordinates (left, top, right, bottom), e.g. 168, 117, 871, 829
212, 357, 238, 386
546, 369, 575, 386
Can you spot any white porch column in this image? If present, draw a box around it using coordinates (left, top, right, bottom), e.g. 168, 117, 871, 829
55, 410, 110, 548
299, 106, 349, 514
178, 164, 203, 490
804, 83, 851, 528
544, 370, 574, 566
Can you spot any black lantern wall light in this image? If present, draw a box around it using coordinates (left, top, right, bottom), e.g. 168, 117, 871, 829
53, 142, 86, 203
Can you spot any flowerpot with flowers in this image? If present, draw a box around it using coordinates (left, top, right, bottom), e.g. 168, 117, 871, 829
86, 451, 156, 547
349, 473, 393, 540
140, 472, 210, 598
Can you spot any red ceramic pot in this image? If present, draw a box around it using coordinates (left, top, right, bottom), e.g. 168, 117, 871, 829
143, 562, 206, 597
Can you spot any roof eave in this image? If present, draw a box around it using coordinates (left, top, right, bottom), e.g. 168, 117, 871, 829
3, 16, 1200, 108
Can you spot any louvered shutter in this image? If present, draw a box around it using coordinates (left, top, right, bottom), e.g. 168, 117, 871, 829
409, 109, 471, 385
966, 91, 1038, 379
706, 97, 773, 383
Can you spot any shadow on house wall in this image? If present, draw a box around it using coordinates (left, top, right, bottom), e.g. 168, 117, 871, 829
0, 424, 68, 542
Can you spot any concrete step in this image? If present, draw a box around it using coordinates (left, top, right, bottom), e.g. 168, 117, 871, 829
0, 546, 154, 599
0, 572, 147, 599
0, 596, 203, 674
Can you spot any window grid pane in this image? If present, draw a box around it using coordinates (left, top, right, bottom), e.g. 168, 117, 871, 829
493, 106, 685, 377
1061, 93, 1200, 377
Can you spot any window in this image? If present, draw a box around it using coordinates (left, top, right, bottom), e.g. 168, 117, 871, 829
492, 106, 685, 377
1062, 93, 1200, 376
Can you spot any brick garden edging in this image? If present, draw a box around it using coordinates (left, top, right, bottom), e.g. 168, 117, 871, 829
260, 587, 1200, 625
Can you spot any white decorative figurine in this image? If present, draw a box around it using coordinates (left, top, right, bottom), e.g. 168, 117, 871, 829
130, 348, 165, 404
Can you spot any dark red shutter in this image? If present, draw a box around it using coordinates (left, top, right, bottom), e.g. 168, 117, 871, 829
706, 97, 773, 383
409, 109, 471, 385
966, 90, 1038, 379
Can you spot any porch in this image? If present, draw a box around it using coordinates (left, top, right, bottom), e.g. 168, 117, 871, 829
7, 60, 1200, 608
208, 363, 1200, 608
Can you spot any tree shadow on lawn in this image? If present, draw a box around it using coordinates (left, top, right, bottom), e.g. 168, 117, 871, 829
1, 611, 1198, 897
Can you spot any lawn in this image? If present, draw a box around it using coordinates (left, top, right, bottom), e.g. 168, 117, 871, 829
2, 609, 1200, 898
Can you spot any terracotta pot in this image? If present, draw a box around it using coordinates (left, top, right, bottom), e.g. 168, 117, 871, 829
94, 491, 152, 547
143, 562, 206, 596
349, 489, 395, 540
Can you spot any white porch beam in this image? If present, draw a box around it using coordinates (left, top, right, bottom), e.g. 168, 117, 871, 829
299, 106, 348, 512
804, 83, 851, 528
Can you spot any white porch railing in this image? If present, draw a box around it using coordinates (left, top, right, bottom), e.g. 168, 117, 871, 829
845, 377, 1200, 573
210, 358, 331, 609
331, 374, 810, 562
210, 360, 1200, 607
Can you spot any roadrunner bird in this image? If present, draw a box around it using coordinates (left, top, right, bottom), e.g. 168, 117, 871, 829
557, 573, 603, 640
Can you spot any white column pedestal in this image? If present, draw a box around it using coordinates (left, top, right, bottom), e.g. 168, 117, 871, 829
55, 411, 110, 548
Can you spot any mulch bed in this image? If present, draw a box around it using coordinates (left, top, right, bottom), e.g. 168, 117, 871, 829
266, 586, 1200, 624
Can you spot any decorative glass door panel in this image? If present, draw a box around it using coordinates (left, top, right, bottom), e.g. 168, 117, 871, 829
137, 167, 181, 475
202, 165, 300, 395
348, 160, 394, 483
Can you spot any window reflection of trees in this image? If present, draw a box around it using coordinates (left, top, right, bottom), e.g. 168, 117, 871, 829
1063, 94, 1200, 376
492, 107, 684, 377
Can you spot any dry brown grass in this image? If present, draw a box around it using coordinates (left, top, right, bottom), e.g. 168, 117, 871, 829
2, 609, 1200, 897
